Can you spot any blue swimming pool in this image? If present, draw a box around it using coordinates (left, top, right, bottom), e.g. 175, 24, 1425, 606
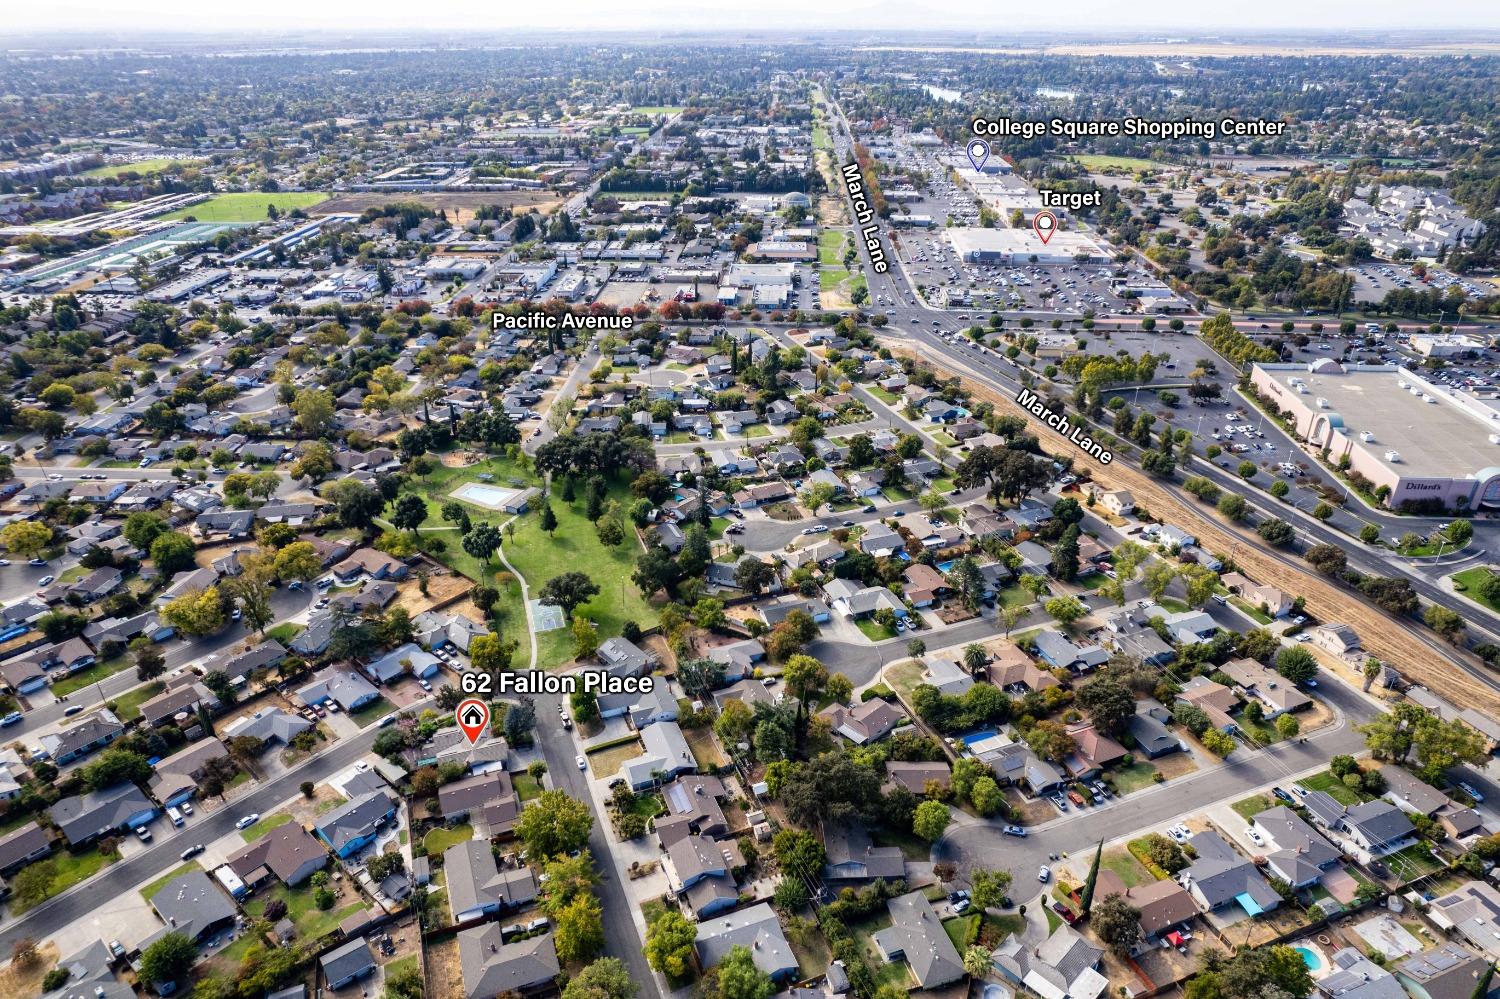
959, 729, 1000, 746
1295, 946, 1324, 972
936, 560, 956, 573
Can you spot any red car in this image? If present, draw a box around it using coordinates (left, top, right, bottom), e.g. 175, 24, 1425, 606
1052, 902, 1077, 925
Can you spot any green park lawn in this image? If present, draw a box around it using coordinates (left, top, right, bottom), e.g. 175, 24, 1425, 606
81, 157, 202, 179
51, 656, 129, 696
163, 191, 329, 222
1069, 154, 1162, 172
240, 813, 294, 843
819, 231, 847, 266
630, 106, 684, 115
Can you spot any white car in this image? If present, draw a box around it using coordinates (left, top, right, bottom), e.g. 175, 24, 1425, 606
1037, 866, 1051, 883
1246, 828, 1264, 846
235, 813, 260, 830
576, 755, 587, 771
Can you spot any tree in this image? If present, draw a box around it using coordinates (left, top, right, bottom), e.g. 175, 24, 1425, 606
554, 894, 606, 963
971, 776, 1004, 816
503, 698, 537, 745
1276, 714, 1300, 739
272, 541, 321, 582
83, 748, 152, 790
1077, 675, 1135, 736
161, 586, 227, 636
1091, 894, 1143, 958
134, 641, 166, 682
564, 958, 638, 999
964, 945, 991, 979
678, 657, 726, 700
539, 572, 601, 619
292, 387, 335, 436
1201, 728, 1236, 757
644, 909, 698, 978
124, 512, 168, 550
734, 557, 774, 595
706, 945, 775, 999
327, 479, 384, 531
1044, 595, 1086, 626
468, 633, 516, 673
1053, 526, 1081, 583
970, 867, 1013, 910
1274, 645, 1319, 684
1217, 494, 1247, 520
461, 523, 502, 565
515, 789, 593, 858
539, 502, 559, 537
1257, 518, 1295, 547
772, 828, 827, 877
1425, 605, 1466, 644
0, 520, 51, 557
782, 654, 827, 739
913, 800, 951, 841
1305, 544, 1347, 576
139, 932, 197, 986
391, 494, 428, 536
1142, 561, 1177, 602
149, 531, 197, 574
225, 570, 274, 638
1078, 840, 1104, 914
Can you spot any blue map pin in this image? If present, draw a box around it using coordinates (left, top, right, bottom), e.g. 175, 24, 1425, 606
966, 138, 990, 172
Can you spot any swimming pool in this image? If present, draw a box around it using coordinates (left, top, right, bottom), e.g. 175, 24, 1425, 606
1295, 946, 1324, 973
450, 482, 523, 511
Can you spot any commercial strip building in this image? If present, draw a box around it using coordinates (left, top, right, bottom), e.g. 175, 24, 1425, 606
944, 226, 1111, 266
1250, 361, 1500, 510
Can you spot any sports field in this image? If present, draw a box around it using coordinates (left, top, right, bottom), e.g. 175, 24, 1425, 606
1069, 154, 1165, 172
630, 106, 684, 115
81, 157, 202, 179
162, 192, 330, 222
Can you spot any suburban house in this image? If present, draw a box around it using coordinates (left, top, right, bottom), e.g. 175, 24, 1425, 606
1220, 572, 1295, 618
823, 578, 906, 620
40, 709, 124, 765
1181, 831, 1282, 917
364, 643, 442, 684
1252, 806, 1342, 889
1419, 882, 1500, 963
0, 824, 52, 876
818, 699, 908, 745
1381, 766, 1484, 839
50, 783, 158, 846
992, 925, 1109, 999
438, 771, 517, 823
1219, 659, 1311, 718
224, 822, 329, 889
221, 708, 313, 747
444, 840, 537, 922
1089, 869, 1197, 943
655, 775, 729, 847
822, 820, 906, 882
619, 721, 697, 791
321, 937, 378, 991
150, 738, 230, 807
1177, 677, 1240, 732
883, 761, 952, 797
298, 668, 380, 712
314, 791, 397, 858
695, 903, 798, 982
872, 891, 965, 989
665, 833, 745, 918
458, 927, 559, 999
1396, 943, 1493, 999
332, 548, 409, 583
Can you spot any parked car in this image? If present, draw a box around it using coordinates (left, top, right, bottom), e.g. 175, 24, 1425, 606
1067, 790, 1086, 807
37, 575, 54, 586
1002, 825, 1027, 837
63, 704, 84, 717
1459, 781, 1485, 803
1052, 901, 1077, 925
235, 813, 260, 830
1037, 866, 1051, 883
576, 755, 587, 771
180, 844, 205, 861
134, 826, 152, 842
27, 558, 47, 567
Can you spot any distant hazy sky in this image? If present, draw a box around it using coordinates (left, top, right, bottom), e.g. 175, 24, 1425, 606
7, 0, 1499, 35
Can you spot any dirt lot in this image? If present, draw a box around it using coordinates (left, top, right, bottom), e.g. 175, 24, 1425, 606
890, 342, 1500, 718
1005, 787, 1056, 825
0, 941, 62, 999
1154, 752, 1201, 780
391, 572, 470, 617
314, 191, 562, 224
424, 933, 464, 999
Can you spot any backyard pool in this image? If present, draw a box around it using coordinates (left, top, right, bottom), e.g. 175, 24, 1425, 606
1295, 945, 1327, 975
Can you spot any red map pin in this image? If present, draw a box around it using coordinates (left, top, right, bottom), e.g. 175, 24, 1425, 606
1033, 210, 1057, 245
456, 698, 490, 746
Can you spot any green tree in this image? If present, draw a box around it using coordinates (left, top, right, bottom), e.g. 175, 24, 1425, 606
515, 789, 594, 858
1274, 645, 1318, 684
292, 387, 335, 436
913, 800, 951, 841
1078, 840, 1104, 914
644, 909, 698, 978
0, 520, 51, 557
706, 945, 775, 999
1044, 595, 1086, 626
1091, 894, 1142, 958
554, 894, 605, 963
539, 572, 601, 619
149, 530, 197, 574
563, 958, 638, 999
139, 932, 197, 987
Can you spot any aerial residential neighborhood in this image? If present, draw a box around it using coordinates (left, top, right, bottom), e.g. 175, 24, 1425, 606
1, 11, 1500, 999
